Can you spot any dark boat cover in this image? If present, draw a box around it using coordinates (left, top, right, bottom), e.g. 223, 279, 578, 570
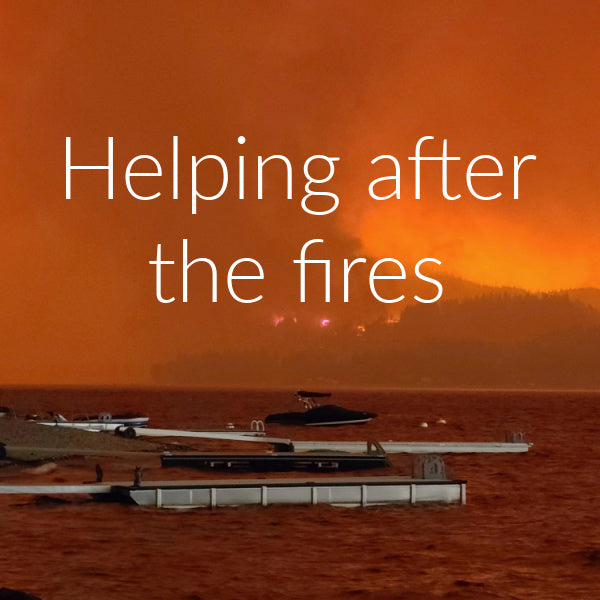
265, 404, 377, 426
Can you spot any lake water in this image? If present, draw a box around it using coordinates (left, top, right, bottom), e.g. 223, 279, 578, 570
0, 388, 598, 599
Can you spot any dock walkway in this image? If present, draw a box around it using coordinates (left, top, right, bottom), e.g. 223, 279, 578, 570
292, 441, 531, 453
0, 476, 466, 509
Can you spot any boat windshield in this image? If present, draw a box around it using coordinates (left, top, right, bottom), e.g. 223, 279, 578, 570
295, 391, 331, 409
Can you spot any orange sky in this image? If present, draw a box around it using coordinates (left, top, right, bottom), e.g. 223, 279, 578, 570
1, 1, 598, 383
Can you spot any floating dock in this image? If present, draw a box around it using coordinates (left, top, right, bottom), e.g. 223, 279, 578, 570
0, 484, 113, 495
0, 476, 466, 509
119, 476, 466, 508
160, 451, 390, 472
119, 428, 531, 454
292, 441, 531, 454
128, 428, 291, 447
39, 423, 267, 437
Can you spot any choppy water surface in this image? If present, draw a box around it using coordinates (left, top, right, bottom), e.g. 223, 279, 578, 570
1, 389, 599, 599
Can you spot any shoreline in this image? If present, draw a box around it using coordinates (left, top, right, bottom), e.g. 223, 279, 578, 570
0, 419, 159, 463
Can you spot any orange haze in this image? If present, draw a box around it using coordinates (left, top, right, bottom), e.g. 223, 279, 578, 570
1, 1, 598, 383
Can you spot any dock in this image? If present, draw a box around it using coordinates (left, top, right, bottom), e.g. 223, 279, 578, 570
119, 476, 467, 508
127, 427, 292, 448
0, 484, 113, 495
115, 428, 531, 454
0, 476, 466, 509
160, 450, 390, 472
39, 423, 267, 437
291, 441, 532, 454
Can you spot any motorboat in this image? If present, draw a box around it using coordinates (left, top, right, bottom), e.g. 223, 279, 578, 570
36, 411, 149, 430
265, 391, 377, 426
73, 412, 149, 427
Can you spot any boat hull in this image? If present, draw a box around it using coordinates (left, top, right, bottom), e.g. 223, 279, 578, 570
74, 413, 149, 428
265, 404, 376, 427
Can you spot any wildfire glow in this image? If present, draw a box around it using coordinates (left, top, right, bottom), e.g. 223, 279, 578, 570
354, 204, 597, 292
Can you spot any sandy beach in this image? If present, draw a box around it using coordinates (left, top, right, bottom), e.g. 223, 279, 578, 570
0, 418, 159, 463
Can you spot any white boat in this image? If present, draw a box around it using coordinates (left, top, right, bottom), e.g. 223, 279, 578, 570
37, 412, 149, 430
74, 412, 149, 427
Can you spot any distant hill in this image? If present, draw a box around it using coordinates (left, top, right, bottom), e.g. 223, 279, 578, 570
398, 291, 600, 344
426, 275, 600, 309
415, 273, 600, 308
432, 273, 526, 301
152, 288, 600, 389
565, 288, 600, 311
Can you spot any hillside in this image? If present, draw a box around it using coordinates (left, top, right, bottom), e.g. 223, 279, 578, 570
152, 290, 600, 388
